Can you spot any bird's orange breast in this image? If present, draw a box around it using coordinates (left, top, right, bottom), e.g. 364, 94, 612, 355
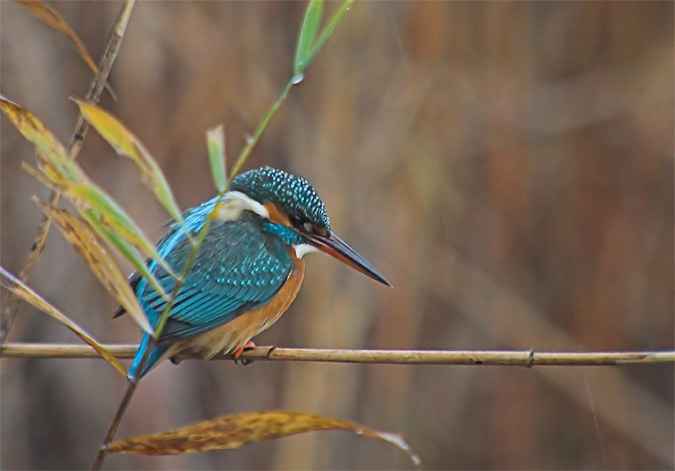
178, 251, 305, 359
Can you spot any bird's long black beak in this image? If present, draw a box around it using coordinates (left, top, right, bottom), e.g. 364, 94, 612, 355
304, 231, 392, 287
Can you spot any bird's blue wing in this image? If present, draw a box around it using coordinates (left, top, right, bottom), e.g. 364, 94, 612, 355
142, 216, 294, 340
129, 202, 295, 377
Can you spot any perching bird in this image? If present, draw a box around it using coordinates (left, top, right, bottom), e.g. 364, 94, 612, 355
121, 166, 390, 378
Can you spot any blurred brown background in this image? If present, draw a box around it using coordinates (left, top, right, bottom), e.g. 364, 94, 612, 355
1, 1, 673, 470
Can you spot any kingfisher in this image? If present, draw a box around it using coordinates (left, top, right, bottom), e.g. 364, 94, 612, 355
121, 166, 390, 378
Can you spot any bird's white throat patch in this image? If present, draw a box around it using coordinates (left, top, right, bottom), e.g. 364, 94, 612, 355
294, 243, 319, 258
213, 191, 269, 222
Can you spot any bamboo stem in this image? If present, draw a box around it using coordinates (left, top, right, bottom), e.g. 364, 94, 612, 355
2, 342, 673, 366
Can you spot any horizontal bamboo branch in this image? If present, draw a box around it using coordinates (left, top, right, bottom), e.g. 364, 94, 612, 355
1, 342, 673, 366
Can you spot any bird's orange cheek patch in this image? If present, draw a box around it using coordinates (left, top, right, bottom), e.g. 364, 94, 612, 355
264, 202, 292, 226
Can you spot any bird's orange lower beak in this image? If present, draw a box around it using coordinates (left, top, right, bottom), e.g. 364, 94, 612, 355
305, 231, 391, 287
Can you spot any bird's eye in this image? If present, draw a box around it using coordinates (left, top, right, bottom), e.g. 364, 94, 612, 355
303, 222, 314, 233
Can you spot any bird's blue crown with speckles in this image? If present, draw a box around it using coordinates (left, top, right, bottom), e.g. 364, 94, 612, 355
231, 167, 331, 233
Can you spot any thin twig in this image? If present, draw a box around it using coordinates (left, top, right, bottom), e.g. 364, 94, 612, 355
90, 380, 137, 471
2, 343, 673, 366
227, 77, 296, 181
0, 0, 137, 343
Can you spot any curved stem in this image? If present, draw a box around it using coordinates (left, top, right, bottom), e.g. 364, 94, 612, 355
228, 77, 296, 182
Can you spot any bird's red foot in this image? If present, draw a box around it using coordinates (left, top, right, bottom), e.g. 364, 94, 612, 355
233, 340, 256, 365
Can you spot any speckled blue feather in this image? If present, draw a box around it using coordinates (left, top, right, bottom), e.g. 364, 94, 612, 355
232, 166, 330, 233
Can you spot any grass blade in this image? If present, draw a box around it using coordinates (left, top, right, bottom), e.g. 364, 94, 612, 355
206, 124, 227, 193
0, 267, 126, 377
294, 0, 323, 75
305, 0, 355, 72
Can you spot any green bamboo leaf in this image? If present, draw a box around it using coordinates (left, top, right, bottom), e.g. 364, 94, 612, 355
305, 0, 355, 72
206, 124, 227, 193
34, 149, 87, 192
0, 266, 127, 377
84, 211, 169, 295
68, 183, 179, 281
294, 0, 323, 75
83, 211, 170, 308
72, 99, 187, 232
105, 410, 421, 467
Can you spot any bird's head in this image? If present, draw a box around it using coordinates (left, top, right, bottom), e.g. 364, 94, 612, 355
224, 166, 390, 287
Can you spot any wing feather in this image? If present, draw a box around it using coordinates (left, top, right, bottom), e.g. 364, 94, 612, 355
136, 211, 295, 343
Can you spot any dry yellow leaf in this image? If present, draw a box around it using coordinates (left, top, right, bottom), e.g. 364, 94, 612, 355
36, 199, 153, 335
15, 0, 116, 99
2, 96, 174, 303
0, 267, 126, 377
73, 99, 187, 232
105, 410, 421, 467
0, 96, 78, 183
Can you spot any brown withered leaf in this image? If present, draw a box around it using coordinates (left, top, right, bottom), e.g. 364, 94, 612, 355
35, 199, 153, 335
105, 410, 421, 467
0, 266, 126, 377
15, 0, 116, 99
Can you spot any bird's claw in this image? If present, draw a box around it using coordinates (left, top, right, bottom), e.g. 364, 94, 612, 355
233, 341, 256, 366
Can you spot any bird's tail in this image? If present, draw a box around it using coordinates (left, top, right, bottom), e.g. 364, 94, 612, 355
128, 334, 171, 379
